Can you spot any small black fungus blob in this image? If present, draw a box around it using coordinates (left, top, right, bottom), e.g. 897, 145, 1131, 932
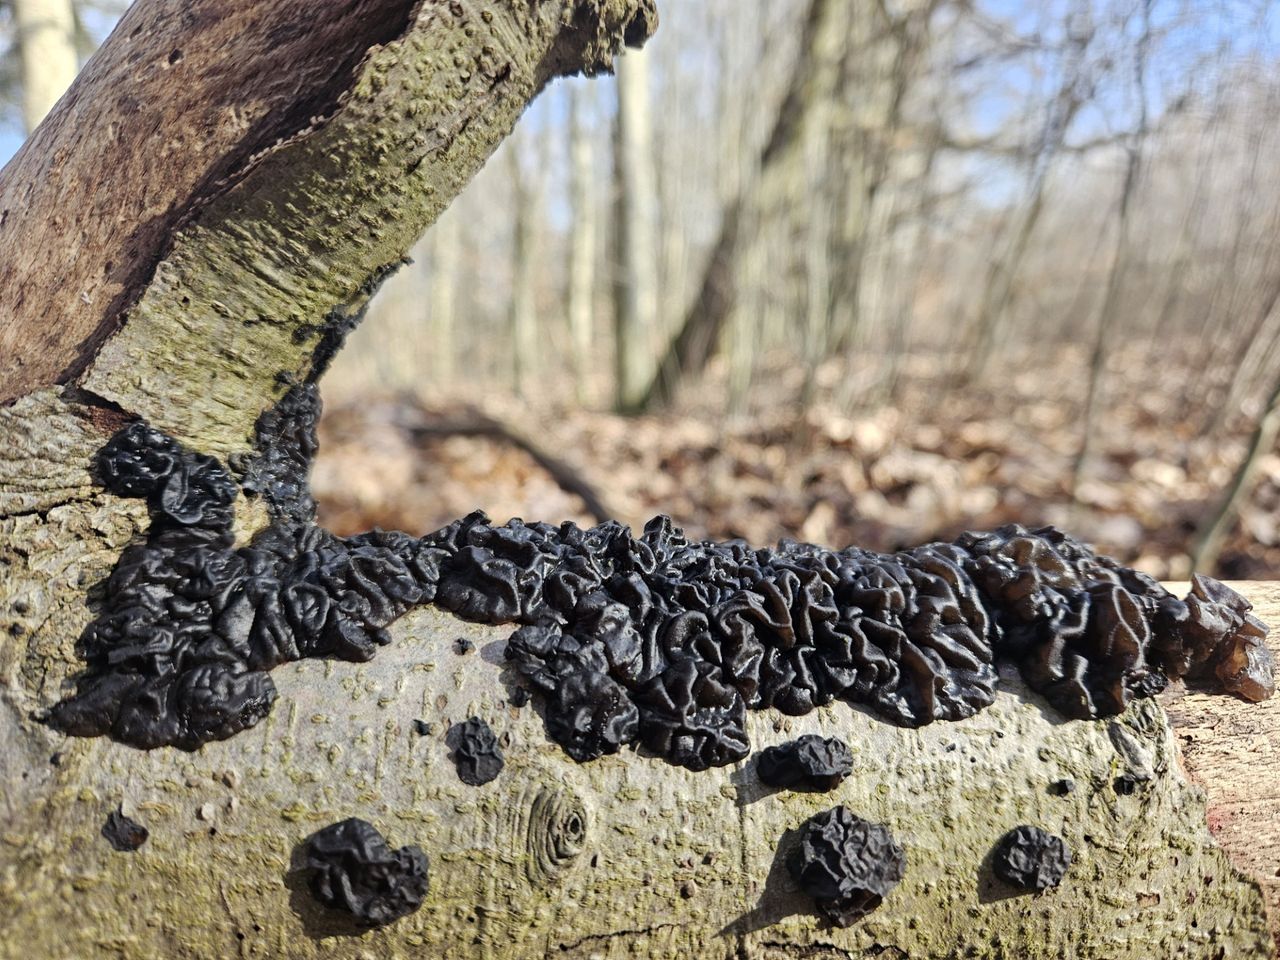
756, 734, 853, 791
453, 637, 475, 655
789, 806, 906, 926
1049, 778, 1075, 797
50, 384, 1276, 767
412, 719, 432, 736
1114, 773, 1146, 796
509, 687, 531, 709
302, 818, 428, 928
992, 825, 1071, 892
448, 716, 504, 786
102, 807, 148, 852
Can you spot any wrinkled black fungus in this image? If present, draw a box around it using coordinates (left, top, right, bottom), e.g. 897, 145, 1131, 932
236, 385, 320, 522
992, 825, 1070, 892
453, 637, 475, 655
757, 732, 849, 793
756, 734, 853, 791
51, 386, 1276, 769
448, 716, 504, 786
102, 807, 148, 852
412, 719, 432, 736
509, 687, 531, 708
301, 818, 428, 928
789, 806, 905, 926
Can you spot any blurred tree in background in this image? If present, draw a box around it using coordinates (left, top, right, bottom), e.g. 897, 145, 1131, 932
10, 0, 1280, 581
0, 0, 124, 130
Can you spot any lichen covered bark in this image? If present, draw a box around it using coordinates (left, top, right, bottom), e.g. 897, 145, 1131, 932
0, 602, 1272, 958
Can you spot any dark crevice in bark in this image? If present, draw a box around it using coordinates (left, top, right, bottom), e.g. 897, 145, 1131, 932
555, 922, 679, 952
62, 386, 136, 435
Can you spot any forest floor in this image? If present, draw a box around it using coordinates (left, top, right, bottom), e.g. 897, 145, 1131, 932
315, 346, 1280, 581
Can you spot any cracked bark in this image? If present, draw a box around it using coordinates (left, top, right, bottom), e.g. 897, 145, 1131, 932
0, 1, 1275, 958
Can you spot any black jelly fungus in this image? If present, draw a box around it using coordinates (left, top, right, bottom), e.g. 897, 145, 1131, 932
412, 719, 431, 736
789, 806, 905, 926
50, 385, 1276, 770
1050, 778, 1075, 796
301, 818, 428, 928
448, 716, 504, 786
453, 637, 474, 655
993, 825, 1071, 892
509, 687, 531, 708
102, 807, 148, 852
756, 734, 853, 791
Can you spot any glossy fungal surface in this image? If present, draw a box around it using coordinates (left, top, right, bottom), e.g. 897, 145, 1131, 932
49, 385, 1276, 769
101, 807, 148, 852
756, 734, 853, 791
448, 716, 504, 786
788, 806, 906, 926
301, 818, 428, 928
992, 825, 1071, 892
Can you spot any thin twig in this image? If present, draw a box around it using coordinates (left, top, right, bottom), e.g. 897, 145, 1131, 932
396, 403, 617, 524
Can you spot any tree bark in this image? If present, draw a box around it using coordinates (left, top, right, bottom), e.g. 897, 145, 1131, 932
0, 2, 1276, 958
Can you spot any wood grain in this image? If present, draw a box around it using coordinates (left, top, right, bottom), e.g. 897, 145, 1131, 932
1164, 580, 1280, 952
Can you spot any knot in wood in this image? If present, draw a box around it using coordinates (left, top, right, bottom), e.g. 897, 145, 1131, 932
526, 786, 589, 883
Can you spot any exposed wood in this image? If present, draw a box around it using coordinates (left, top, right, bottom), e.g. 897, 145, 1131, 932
0, 505, 1275, 957
0, 0, 658, 949
1163, 580, 1280, 954
0, 0, 656, 457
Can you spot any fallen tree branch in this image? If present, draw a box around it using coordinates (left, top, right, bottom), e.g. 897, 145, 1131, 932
395, 400, 618, 523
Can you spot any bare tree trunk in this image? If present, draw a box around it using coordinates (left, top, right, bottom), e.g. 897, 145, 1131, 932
826, 0, 938, 370
1191, 371, 1280, 576
11, 0, 77, 133
611, 46, 659, 414
568, 84, 598, 404
428, 209, 459, 387
1070, 0, 1151, 505
635, 0, 836, 412
508, 132, 539, 398
961, 9, 1092, 384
